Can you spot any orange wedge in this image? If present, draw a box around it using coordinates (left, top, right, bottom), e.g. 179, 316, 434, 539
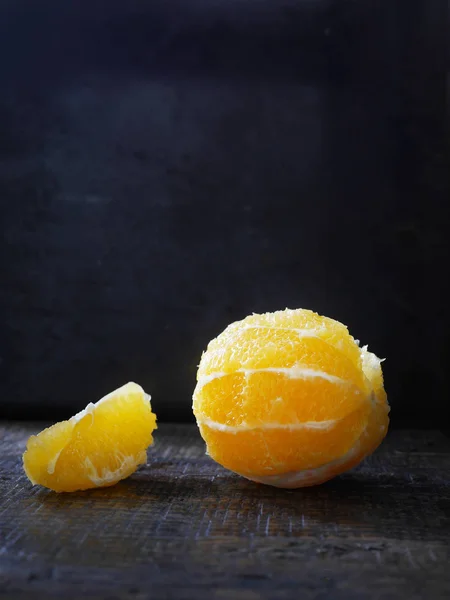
23, 382, 157, 492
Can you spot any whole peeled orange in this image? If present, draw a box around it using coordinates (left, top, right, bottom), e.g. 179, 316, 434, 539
193, 308, 389, 488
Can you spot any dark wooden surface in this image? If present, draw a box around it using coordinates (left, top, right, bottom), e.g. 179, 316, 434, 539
1, 424, 449, 599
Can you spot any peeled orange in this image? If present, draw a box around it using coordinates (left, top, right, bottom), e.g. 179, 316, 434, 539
23, 382, 157, 492
193, 309, 389, 488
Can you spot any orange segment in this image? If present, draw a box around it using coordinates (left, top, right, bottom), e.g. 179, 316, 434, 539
193, 308, 390, 488
199, 405, 370, 477
205, 308, 362, 368
196, 372, 368, 426
199, 329, 367, 392
23, 382, 157, 492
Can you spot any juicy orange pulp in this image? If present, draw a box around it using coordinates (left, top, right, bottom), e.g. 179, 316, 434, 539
193, 309, 389, 487
23, 382, 157, 492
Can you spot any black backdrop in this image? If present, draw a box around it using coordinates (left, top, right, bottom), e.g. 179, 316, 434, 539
1, 0, 449, 427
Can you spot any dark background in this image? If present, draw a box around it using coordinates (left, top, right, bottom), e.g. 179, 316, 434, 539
0, 0, 449, 427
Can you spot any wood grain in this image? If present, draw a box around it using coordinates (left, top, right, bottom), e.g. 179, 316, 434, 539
1, 424, 449, 599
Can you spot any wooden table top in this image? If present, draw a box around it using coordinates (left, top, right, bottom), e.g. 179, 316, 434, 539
1, 423, 449, 599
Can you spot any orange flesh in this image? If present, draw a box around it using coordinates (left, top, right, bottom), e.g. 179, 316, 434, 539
23, 382, 157, 492
193, 309, 389, 487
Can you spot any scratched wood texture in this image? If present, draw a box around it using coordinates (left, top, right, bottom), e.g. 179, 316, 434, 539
0, 424, 449, 600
